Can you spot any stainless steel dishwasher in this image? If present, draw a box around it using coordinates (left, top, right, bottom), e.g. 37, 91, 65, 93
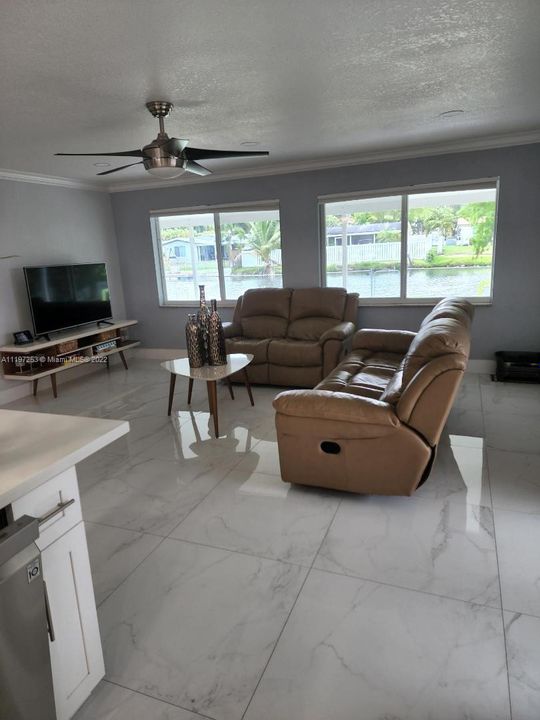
0, 514, 57, 720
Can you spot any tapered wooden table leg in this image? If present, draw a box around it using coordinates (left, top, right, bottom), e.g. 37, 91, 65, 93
119, 350, 129, 370
33, 379, 38, 396
167, 373, 176, 416
206, 380, 219, 437
226, 377, 235, 400
50, 374, 57, 399
187, 377, 194, 405
242, 368, 254, 406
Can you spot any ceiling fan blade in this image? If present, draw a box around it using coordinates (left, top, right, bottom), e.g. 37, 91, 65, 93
184, 148, 270, 161
96, 161, 143, 176
55, 150, 144, 157
184, 160, 212, 176
159, 137, 189, 155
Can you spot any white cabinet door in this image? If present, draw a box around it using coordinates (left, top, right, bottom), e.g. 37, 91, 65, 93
42, 521, 104, 720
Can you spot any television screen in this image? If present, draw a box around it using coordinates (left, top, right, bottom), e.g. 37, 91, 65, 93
24, 263, 112, 335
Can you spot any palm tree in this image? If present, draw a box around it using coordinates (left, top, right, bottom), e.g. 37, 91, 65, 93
246, 220, 281, 275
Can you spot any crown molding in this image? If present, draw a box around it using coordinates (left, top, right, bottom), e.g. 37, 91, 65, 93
1, 128, 539, 194
0, 168, 105, 191
107, 128, 540, 193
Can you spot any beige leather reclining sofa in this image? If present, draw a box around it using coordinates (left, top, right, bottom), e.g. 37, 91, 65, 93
223, 287, 358, 387
273, 298, 473, 496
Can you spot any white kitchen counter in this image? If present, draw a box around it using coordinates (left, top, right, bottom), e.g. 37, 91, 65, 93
0, 408, 128, 508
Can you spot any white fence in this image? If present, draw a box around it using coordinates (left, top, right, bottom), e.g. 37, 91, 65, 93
240, 236, 441, 268
325, 236, 441, 265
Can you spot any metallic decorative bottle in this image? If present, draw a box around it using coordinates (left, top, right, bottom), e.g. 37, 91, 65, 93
197, 284, 210, 364
208, 299, 227, 365
185, 314, 205, 367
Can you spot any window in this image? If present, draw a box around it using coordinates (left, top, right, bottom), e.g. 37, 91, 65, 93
152, 204, 282, 304
321, 182, 497, 302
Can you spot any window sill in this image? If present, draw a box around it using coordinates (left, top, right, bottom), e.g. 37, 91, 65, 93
356, 298, 492, 307
159, 300, 238, 309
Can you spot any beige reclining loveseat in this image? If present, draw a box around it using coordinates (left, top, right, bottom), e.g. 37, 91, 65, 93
273, 298, 473, 496
223, 287, 358, 387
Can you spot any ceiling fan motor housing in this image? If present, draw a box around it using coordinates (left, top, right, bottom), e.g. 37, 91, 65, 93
145, 100, 174, 118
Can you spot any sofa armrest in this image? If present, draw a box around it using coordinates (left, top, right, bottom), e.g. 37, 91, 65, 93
223, 321, 242, 338
319, 321, 356, 345
352, 328, 416, 354
273, 389, 399, 427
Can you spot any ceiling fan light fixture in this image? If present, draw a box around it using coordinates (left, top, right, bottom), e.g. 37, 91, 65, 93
143, 155, 186, 179
146, 165, 186, 179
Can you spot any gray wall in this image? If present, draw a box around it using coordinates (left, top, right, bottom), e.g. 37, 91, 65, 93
0, 180, 125, 394
111, 143, 540, 360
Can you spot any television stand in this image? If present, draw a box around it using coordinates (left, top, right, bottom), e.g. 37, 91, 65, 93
0, 320, 139, 398
97, 319, 114, 327
34, 333, 51, 342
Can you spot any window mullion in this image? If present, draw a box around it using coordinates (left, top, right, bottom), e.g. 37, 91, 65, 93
400, 194, 408, 300
214, 212, 226, 301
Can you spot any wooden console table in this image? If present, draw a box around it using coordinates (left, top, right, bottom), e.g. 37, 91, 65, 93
0, 320, 139, 398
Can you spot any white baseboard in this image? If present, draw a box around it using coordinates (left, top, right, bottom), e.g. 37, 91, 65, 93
467, 359, 495, 375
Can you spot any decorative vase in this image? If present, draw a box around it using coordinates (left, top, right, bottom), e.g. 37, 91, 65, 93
208, 299, 227, 365
185, 314, 205, 367
197, 284, 210, 364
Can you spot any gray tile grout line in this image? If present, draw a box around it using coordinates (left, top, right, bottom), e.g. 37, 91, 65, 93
102, 678, 218, 720
482, 385, 514, 720
239, 497, 344, 720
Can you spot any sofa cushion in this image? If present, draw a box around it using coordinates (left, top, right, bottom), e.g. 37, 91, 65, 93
289, 287, 347, 322
225, 337, 271, 364
287, 316, 340, 341
268, 338, 322, 367
240, 288, 291, 338
351, 349, 403, 372
318, 358, 394, 399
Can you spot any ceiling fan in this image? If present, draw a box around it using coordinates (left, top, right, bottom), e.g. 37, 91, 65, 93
55, 101, 269, 179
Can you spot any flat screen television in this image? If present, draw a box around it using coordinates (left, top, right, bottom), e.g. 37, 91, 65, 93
24, 263, 112, 336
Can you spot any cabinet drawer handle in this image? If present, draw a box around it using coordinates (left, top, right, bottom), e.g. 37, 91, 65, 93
38, 498, 76, 525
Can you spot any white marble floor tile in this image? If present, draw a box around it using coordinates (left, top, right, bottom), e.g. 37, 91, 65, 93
234, 439, 281, 477
170, 470, 340, 565
135, 412, 258, 468
505, 611, 540, 720
244, 569, 510, 720
315, 494, 500, 606
81, 456, 228, 536
415, 437, 491, 507
445, 407, 485, 437
485, 412, 540, 454
85, 522, 162, 605
488, 449, 540, 514
98, 539, 307, 720
453, 373, 482, 411
481, 381, 540, 416
495, 508, 540, 616
73, 681, 202, 720
76, 450, 130, 493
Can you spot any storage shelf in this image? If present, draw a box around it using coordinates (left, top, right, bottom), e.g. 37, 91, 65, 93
0, 320, 137, 354
56, 336, 121, 357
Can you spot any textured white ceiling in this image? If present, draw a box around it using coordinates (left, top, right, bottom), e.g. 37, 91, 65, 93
1, 0, 540, 188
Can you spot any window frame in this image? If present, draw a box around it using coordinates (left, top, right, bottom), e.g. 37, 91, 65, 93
319, 178, 499, 306
151, 200, 282, 307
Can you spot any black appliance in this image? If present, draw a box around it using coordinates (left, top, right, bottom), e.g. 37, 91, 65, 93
495, 351, 540, 383
24, 263, 112, 336
0, 515, 57, 720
